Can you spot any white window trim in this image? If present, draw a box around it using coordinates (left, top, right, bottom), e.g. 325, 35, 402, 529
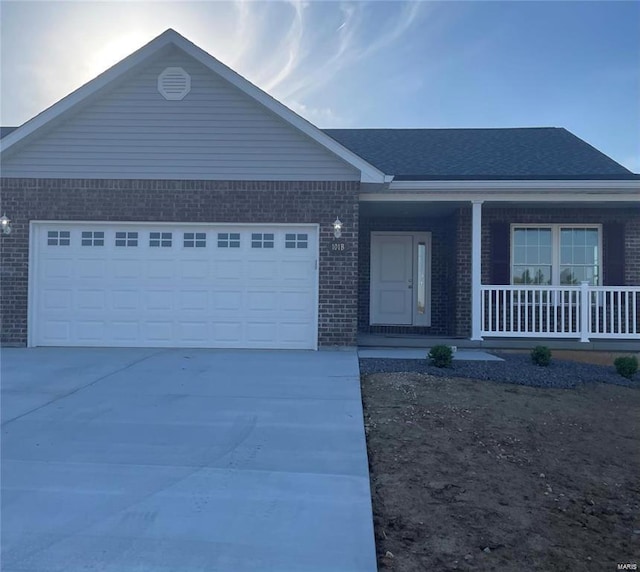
510, 223, 603, 286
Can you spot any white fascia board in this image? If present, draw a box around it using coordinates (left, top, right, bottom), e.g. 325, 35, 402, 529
1, 29, 387, 184
364, 179, 640, 202
389, 180, 640, 192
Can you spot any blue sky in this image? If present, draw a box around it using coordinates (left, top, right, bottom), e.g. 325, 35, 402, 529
1, 1, 638, 171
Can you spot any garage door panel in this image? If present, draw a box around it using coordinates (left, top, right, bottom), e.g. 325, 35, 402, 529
180, 260, 209, 279
215, 260, 243, 280
33, 224, 317, 349
112, 290, 139, 311
178, 321, 208, 343
179, 290, 208, 311
42, 289, 72, 311
76, 290, 105, 310
42, 259, 74, 279
145, 290, 173, 311
41, 321, 71, 342
112, 259, 141, 279
147, 260, 174, 279
76, 259, 106, 279
111, 321, 139, 341
76, 321, 105, 341
213, 322, 243, 343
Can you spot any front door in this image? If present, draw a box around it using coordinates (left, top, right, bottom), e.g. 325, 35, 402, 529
370, 232, 431, 326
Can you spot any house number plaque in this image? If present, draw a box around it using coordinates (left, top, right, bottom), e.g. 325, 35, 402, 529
331, 241, 347, 253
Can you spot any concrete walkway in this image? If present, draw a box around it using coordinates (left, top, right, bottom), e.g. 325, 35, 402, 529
1, 348, 375, 572
359, 347, 504, 361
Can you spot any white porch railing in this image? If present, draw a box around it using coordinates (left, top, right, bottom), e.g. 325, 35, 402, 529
481, 283, 640, 341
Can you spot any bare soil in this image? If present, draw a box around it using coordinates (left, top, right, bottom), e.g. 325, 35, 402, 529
362, 372, 640, 571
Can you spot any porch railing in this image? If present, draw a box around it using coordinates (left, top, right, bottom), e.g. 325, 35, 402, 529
480, 283, 640, 341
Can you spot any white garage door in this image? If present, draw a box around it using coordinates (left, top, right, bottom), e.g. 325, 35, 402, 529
30, 223, 318, 349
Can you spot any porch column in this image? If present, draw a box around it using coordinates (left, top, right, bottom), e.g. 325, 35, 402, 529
471, 200, 484, 341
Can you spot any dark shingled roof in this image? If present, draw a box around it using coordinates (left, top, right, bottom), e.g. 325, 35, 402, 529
323, 127, 636, 180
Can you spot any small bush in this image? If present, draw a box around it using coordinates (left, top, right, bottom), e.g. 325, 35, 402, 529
531, 346, 552, 367
614, 356, 638, 379
428, 345, 453, 368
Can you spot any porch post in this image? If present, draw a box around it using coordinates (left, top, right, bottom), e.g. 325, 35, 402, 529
471, 200, 484, 341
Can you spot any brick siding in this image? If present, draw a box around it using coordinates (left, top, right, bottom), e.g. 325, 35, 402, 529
451, 205, 640, 338
0, 178, 360, 347
359, 213, 459, 337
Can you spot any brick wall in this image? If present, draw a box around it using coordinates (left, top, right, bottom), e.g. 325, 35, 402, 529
482, 206, 640, 285
453, 204, 640, 338
454, 206, 472, 337
0, 178, 360, 347
358, 214, 458, 336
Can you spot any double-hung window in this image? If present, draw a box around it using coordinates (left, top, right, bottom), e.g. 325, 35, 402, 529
511, 225, 601, 286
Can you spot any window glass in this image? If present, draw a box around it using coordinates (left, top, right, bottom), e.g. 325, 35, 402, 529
47, 230, 70, 246
218, 233, 240, 248
285, 233, 308, 249
251, 233, 274, 249
511, 228, 552, 284
511, 226, 600, 286
81, 231, 104, 247
559, 228, 599, 285
150, 232, 172, 247
184, 232, 206, 248
115, 231, 138, 247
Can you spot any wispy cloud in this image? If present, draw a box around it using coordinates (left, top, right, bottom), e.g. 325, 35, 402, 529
236, 1, 425, 103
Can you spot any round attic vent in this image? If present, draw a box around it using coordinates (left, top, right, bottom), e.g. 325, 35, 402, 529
158, 67, 191, 100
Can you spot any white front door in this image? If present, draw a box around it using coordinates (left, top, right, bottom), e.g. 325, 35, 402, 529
370, 232, 431, 326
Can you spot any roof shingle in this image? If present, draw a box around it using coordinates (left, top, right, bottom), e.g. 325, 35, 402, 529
323, 127, 636, 180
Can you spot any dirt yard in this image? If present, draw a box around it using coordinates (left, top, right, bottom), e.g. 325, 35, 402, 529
362, 372, 640, 571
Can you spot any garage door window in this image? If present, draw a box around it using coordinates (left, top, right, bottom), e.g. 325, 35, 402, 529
48, 230, 70, 246
184, 232, 206, 248
285, 233, 308, 249
115, 232, 138, 247
251, 233, 274, 248
218, 233, 240, 248
81, 231, 104, 246
150, 232, 172, 247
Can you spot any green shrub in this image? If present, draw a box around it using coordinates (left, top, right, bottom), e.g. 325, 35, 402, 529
531, 346, 552, 367
428, 345, 453, 368
614, 356, 638, 379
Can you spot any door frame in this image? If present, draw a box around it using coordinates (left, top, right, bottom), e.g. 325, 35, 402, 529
369, 231, 432, 327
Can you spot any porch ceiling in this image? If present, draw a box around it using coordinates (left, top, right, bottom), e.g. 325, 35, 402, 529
360, 201, 639, 218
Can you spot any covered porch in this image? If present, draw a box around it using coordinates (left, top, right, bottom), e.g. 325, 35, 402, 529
358, 181, 640, 348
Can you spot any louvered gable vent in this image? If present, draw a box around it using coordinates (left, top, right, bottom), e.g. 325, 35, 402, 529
158, 67, 191, 100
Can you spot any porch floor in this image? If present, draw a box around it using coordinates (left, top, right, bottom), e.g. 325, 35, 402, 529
357, 333, 640, 352
358, 348, 503, 361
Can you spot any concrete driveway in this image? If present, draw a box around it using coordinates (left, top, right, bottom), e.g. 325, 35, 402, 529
1, 348, 375, 571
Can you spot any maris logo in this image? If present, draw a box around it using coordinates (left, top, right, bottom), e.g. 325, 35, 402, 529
618, 564, 637, 571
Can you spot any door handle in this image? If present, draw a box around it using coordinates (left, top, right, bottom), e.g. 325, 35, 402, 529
408, 279, 413, 289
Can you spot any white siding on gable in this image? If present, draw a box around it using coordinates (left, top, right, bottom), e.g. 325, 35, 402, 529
2, 49, 359, 181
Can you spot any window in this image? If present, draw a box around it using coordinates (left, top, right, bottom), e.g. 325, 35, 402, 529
150, 232, 172, 247
512, 225, 601, 285
184, 232, 206, 248
217, 232, 240, 248
251, 233, 274, 248
285, 233, 308, 249
81, 231, 104, 247
115, 231, 138, 247
47, 230, 70, 246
